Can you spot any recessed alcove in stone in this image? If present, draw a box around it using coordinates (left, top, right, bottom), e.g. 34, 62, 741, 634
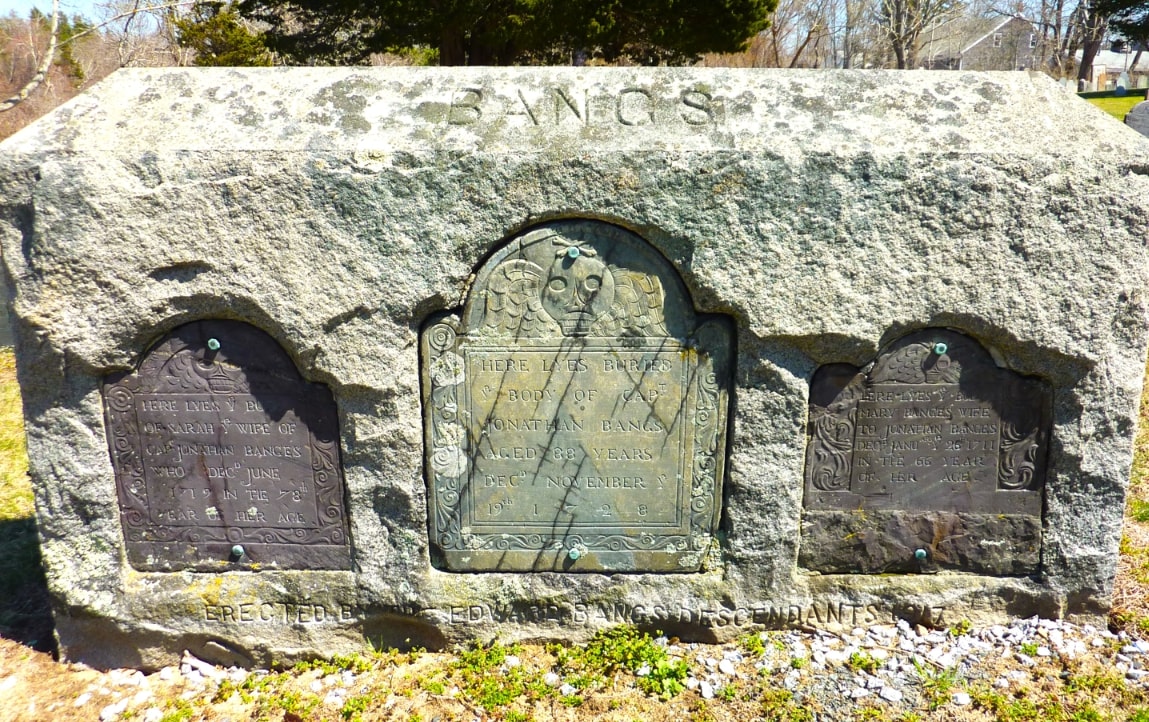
421, 220, 734, 573
800, 328, 1051, 575
103, 320, 351, 572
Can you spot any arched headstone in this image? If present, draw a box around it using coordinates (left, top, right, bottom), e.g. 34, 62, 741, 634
422, 220, 733, 573
1127, 100, 1149, 138
103, 320, 350, 571
801, 329, 1051, 575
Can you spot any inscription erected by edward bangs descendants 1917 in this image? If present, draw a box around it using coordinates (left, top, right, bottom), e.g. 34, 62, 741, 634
800, 329, 1051, 575
421, 220, 733, 573
102, 320, 350, 572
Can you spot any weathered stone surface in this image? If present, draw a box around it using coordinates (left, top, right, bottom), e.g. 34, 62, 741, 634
800, 510, 1042, 575
2, 67, 1148, 669
1127, 100, 1149, 138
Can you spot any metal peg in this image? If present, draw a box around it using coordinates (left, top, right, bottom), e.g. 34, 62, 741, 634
914, 548, 928, 560
932, 342, 947, 356
567, 547, 582, 561
566, 246, 580, 259
231, 544, 245, 558
207, 338, 221, 351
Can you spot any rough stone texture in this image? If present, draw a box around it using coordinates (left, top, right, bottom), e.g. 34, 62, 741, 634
1, 67, 1148, 669
799, 511, 1042, 575
1127, 100, 1149, 137
0, 258, 11, 347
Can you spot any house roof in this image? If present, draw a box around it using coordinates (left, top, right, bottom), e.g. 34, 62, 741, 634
1077, 48, 1149, 73
960, 16, 1022, 54
918, 15, 1031, 61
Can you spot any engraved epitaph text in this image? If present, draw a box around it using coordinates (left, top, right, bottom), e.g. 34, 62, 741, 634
800, 329, 1050, 575
422, 220, 733, 572
104, 321, 350, 571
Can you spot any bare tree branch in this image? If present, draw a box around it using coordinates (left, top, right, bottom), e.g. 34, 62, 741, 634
0, 0, 194, 113
0, 0, 59, 113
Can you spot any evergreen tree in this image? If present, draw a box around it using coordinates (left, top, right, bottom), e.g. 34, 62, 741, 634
234, 0, 775, 66
1106, 0, 1149, 45
176, 2, 273, 66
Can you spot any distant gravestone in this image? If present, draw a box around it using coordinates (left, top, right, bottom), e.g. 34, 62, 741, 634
422, 220, 732, 573
800, 329, 1049, 575
104, 320, 350, 571
1127, 100, 1149, 138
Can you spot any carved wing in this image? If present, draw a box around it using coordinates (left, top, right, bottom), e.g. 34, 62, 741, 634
869, 343, 930, 384
592, 269, 668, 337
480, 259, 547, 336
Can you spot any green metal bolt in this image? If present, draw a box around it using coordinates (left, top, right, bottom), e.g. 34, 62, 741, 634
932, 342, 947, 356
231, 544, 245, 558
914, 548, 928, 560
568, 547, 582, 561
567, 246, 580, 259
207, 338, 221, 351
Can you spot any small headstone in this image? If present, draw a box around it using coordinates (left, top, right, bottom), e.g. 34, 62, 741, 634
1126, 101, 1149, 138
103, 320, 350, 571
422, 220, 733, 572
800, 329, 1050, 574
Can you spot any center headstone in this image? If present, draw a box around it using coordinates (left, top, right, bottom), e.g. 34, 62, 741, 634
422, 220, 733, 572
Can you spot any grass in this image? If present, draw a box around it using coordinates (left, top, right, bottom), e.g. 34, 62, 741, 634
0, 348, 50, 652
0, 348, 29, 521
1084, 93, 1146, 120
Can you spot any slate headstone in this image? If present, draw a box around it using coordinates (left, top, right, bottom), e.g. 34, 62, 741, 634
1127, 100, 1149, 138
800, 329, 1049, 575
103, 320, 350, 571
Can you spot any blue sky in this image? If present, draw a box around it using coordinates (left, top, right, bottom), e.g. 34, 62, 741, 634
1, 0, 107, 21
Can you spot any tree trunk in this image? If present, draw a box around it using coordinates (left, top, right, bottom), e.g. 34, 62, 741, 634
0, 0, 58, 113
439, 26, 466, 65
1076, 9, 1108, 83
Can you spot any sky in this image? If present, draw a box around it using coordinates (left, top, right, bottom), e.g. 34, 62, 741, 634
0, 0, 112, 22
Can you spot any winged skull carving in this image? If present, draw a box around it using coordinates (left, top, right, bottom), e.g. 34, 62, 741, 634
480, 259, 550, 336
591, 270, 668, 337
478, 242, 669, 339
870, 343, 961, 384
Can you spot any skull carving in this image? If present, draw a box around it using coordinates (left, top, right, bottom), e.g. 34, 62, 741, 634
540, 243, 615, 336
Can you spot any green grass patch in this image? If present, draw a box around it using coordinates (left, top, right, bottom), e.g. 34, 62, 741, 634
1085, 94, 1145, 120
551, 626, 689, 700
0, 348, 30, 521
0, 348, 49, 650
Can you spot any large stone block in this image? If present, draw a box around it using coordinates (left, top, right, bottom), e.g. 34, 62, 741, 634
2, 67, 1148, 669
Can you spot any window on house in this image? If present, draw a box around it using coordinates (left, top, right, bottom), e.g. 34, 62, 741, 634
1029, 33, 1037, 48
993, 32, 1003, 48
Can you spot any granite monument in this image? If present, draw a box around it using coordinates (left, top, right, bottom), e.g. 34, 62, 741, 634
1, 68, 1148, 669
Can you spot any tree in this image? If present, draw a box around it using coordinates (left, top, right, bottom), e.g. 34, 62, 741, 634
174, 1, 271, 65
1104, 0, 1149, 50
1, 0, 60, 112
235, 0, 775, 66
875, 0, 962, 67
